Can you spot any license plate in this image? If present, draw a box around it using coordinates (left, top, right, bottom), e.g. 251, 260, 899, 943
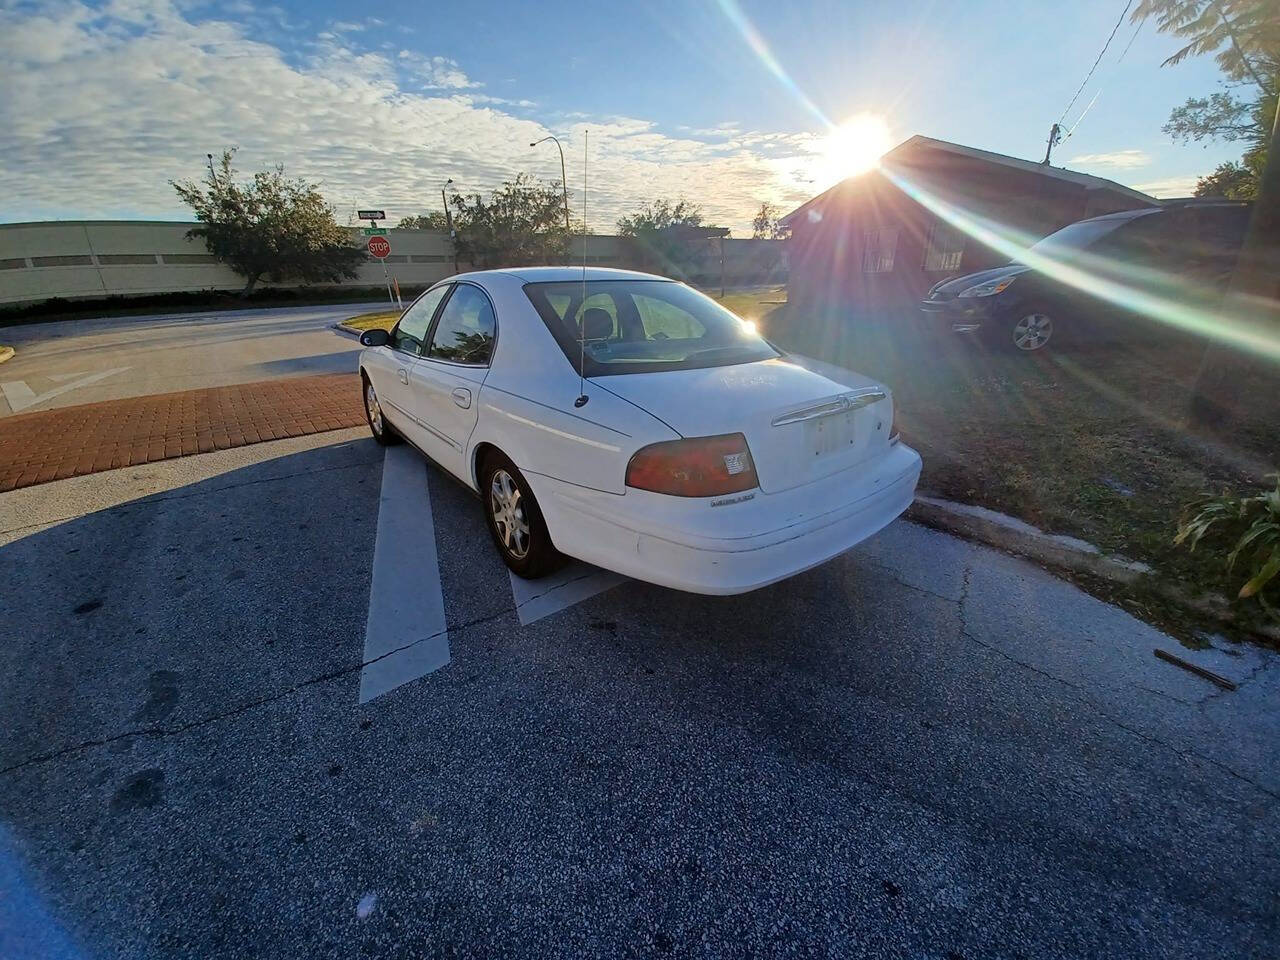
808, 412, 856, 457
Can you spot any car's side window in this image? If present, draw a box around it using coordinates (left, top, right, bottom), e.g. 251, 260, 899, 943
425, 284, 496, 365
393, 284, 450, 355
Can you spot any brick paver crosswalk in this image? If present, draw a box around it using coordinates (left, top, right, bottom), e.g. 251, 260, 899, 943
0, 374, 366, 492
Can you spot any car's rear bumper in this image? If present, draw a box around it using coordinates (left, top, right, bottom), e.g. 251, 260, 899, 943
526, 443, 922, 595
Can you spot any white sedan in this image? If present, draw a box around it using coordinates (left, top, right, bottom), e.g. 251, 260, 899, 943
357, 267, 921, 595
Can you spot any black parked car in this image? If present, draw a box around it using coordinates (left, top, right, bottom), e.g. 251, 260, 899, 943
919, 201, 1250, 352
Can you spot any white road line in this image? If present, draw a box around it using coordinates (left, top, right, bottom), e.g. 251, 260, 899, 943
509, 561, 627, 626
359, 445, 450, 704
0, 366, 131, 413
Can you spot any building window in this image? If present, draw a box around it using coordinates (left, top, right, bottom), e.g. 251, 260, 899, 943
861, 228, 898, 273
922, 221, 965, 272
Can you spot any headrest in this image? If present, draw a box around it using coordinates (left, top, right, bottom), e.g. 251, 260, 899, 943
580, 307, 613, 341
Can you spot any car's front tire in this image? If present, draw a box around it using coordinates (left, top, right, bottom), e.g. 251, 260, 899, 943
1003, 306, 1056, 353
362, 373, 400, 446
480, 451, 561, 578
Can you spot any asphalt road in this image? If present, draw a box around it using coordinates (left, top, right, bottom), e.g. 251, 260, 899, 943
0, 303, 382, 416
1, 429, 1277, 959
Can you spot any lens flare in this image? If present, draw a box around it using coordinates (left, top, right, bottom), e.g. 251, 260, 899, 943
714, 0, 833, 131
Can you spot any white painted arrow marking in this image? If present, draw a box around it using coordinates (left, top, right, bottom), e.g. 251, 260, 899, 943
359, 445, 450, 704
510, 563, 627, 626
1, 366, 130, 413
360, 446, 628, 702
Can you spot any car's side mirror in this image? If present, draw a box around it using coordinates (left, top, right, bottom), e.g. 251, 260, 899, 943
360, 329, 390, 347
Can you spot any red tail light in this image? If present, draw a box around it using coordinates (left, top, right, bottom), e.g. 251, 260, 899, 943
626, 433, 758, 497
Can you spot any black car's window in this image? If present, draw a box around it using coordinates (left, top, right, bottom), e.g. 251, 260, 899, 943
426, 284, 496, 365
393, 284, 450, 355
1027, 213, 1156, 260
1192, 207, 1250, 255
524, 280, 778, 376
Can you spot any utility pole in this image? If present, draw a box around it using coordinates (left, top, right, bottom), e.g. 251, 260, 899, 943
1042, 123, 1062, 165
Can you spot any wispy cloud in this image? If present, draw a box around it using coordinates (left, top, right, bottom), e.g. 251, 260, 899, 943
0, 0, 818, 232
396, 51, 480, 89
1067, 149, 1151, 170
1130, 175, 1199, 198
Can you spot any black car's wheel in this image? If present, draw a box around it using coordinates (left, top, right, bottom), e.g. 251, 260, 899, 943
999, 307, 1055, 353
480, 451, 561, 578
362, 373, 401, 446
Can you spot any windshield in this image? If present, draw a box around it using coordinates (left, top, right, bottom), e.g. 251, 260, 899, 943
524, 280, 779, 376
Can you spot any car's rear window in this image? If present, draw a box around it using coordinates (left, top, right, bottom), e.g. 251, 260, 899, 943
523, 280, 778, 376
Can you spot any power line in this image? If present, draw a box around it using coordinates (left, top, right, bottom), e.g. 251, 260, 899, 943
1060, 19, 1143, 146
1057, 0, 1135, 126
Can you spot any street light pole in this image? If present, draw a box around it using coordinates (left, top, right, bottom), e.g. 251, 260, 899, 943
530, 136, 571, 233
206, 153, 216, 182
441, 178, 457, 275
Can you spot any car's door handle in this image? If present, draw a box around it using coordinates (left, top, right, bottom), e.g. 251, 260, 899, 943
397, 368, 409, 385
451, 387, 472, 409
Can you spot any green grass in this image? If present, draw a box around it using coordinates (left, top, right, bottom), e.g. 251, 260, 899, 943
758, 295, 1278, 644
343, 310, 402, 331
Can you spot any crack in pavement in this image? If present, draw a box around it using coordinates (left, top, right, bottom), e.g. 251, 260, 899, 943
1199, 655, 1272, 707
951, 562, 1278, 803
0, 604, 516, 779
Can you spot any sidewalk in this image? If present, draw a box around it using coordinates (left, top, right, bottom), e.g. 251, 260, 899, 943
0, 374, 364, 492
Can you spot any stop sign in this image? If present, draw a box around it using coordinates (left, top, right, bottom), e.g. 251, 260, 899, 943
367, 236, 391, 259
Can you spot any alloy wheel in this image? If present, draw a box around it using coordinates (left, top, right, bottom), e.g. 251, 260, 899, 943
1013, 313, 1053, 351
365, 382, 384, 435
489, 468, 530, 559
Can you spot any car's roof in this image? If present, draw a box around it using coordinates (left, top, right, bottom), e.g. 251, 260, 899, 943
457, 266, 673, 284
1077, 207, 1164, 224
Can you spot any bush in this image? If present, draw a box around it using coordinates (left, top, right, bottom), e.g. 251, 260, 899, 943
1176, 475, 1280, 614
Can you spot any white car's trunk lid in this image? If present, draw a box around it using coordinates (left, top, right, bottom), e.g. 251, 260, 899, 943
597, 356, 893, 494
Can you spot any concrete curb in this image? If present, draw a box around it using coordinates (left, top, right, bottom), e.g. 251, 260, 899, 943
331, 322, 362, 339
908, 494, 1154, 585
908, 494, 1279, 643
0, 346, 14, 364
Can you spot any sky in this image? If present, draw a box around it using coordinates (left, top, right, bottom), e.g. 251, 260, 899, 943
0, 0, 1247, 235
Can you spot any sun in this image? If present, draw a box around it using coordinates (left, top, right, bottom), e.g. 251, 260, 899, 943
811, 113, 893, 187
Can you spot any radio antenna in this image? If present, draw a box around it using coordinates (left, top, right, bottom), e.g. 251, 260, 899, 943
574, 129, 589, 408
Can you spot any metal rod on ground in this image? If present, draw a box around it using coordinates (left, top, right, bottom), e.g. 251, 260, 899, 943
1153, 648, 1237, 691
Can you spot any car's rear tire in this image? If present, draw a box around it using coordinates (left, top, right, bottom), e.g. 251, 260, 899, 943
362, 373, 401, 446
480, 451, 561, 578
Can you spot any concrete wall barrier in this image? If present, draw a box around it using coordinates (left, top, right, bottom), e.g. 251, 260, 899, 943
0, 221, 785, 306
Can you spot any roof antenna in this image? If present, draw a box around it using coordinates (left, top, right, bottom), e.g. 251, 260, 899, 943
574, 129, 589, 408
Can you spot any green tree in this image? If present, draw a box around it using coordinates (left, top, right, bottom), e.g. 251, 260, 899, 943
1133, 0, 1280, 424
1195, 160, 1259, 197
751, 201, 789, 240
615, 198, 704, 236
397, 211, 451, 230
615, 199, 723, 280
171, 149, 364, 296
447, 174, 571, 268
